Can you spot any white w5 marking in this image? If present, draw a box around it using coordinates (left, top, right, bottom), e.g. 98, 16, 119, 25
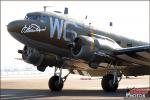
49, 17, 78, 41
50, 17, 64, 39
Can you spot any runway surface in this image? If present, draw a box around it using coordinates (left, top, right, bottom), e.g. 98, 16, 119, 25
1, 75, 150, 100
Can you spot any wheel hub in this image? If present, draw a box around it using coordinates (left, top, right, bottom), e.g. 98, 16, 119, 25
108, 79, 114, 87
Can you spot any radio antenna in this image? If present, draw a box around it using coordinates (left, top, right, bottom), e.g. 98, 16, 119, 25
43, 6, 53, 12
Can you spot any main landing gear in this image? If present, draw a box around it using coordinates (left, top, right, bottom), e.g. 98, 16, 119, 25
48, 67, 70, 91
101, 62, 122, 92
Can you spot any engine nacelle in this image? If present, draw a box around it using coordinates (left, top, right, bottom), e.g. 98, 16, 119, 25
22, 46, 43, 66
71, 35, 96, 60
71, 35, 121, 61
21, 46, 59, 71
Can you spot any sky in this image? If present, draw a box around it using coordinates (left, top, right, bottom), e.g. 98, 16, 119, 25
1, 1, 149, 70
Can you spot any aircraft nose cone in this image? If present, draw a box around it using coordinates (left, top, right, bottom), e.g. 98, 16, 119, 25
7, 20, 29, 42
7, 21, 15, 32
7, 20, 22, 34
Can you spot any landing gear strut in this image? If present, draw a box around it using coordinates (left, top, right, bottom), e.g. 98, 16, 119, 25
48, 67, 70, 91
101, 62, 122, 92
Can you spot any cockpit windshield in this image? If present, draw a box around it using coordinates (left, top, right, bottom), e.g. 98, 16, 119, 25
24, 14, 49, 23
25, 15, 41, 20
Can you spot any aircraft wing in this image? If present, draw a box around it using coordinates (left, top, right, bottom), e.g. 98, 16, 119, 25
69, 35, 150, 76
92, 45, 150, 76
113, 45, 150, 66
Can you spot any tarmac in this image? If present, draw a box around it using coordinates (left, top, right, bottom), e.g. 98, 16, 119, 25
1, 75, 150, 100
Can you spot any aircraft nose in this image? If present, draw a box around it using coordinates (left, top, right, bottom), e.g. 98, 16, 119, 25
7, 20, 24, 34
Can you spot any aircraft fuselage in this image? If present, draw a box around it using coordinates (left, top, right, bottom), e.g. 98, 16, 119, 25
7, 12, 148, 57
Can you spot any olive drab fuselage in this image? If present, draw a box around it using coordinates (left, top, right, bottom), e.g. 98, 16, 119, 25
7, 12, 147, 57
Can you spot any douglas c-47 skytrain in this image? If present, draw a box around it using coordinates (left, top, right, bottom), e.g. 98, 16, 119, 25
7, 7, 150, 92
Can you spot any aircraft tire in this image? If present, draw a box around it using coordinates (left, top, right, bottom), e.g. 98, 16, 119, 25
48, 75, 64, 91
101, 74, 118, 92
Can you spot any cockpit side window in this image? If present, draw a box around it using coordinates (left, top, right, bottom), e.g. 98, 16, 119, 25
40, 16, 49, 23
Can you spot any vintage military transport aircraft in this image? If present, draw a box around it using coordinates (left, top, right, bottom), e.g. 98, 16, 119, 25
7, 7, 150, 92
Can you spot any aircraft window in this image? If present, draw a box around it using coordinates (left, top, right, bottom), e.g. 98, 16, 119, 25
127, 43, 132, 47
116, 41, 121, 44
25, 15, 49, 23
40, 16, 49, 23
25, 15, 41, 21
